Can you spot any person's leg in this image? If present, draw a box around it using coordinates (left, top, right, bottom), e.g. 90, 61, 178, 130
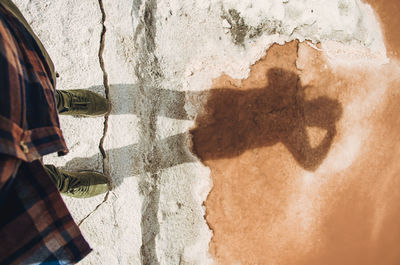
56, 89, 110, 116
44, 164, 63, 190
44, 164, 109, 198
55, 90, 64, 114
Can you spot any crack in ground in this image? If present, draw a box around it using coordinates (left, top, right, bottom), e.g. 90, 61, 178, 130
78, 0, 110, 227
98, 0, 111, 177
78, 191, 110, 227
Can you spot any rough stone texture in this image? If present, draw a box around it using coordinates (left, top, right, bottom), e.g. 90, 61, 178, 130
10, 0, 399, 264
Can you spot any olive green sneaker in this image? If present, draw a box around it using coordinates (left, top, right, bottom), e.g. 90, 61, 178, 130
56, 89, 110, 117
45, 165, 110, 198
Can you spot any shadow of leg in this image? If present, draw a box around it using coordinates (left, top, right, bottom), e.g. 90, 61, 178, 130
63, 133, 197, 187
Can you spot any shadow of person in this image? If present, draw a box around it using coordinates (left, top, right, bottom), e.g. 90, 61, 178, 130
190, 68, 343, 171
61, 67, 341, 184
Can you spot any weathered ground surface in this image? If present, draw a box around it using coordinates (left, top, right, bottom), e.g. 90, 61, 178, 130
12, 0, 399, 264
364, 0, 400, 59
14, 1, 212, 264
191, 1, 400, 262
195, 40, 400, 264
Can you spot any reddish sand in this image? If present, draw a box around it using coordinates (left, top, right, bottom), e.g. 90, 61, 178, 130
191, 39, 400, 264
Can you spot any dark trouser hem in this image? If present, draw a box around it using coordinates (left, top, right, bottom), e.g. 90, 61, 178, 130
44, 164, 63, 191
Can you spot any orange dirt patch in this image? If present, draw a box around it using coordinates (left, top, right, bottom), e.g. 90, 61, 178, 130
363, 0, 400, 59
190, 40, 400, 264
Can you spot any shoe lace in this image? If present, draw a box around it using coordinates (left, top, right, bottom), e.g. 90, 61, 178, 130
63, 174, 89, 194
68, 93, 90, 110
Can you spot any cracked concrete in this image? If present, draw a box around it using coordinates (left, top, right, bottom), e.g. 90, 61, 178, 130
78, 0, 111, 229
10, 0, 398, 264
98, 0, 111, 176
78, 191, 110, 227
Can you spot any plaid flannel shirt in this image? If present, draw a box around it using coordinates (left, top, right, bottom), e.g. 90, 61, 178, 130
0, 2, 91, 264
